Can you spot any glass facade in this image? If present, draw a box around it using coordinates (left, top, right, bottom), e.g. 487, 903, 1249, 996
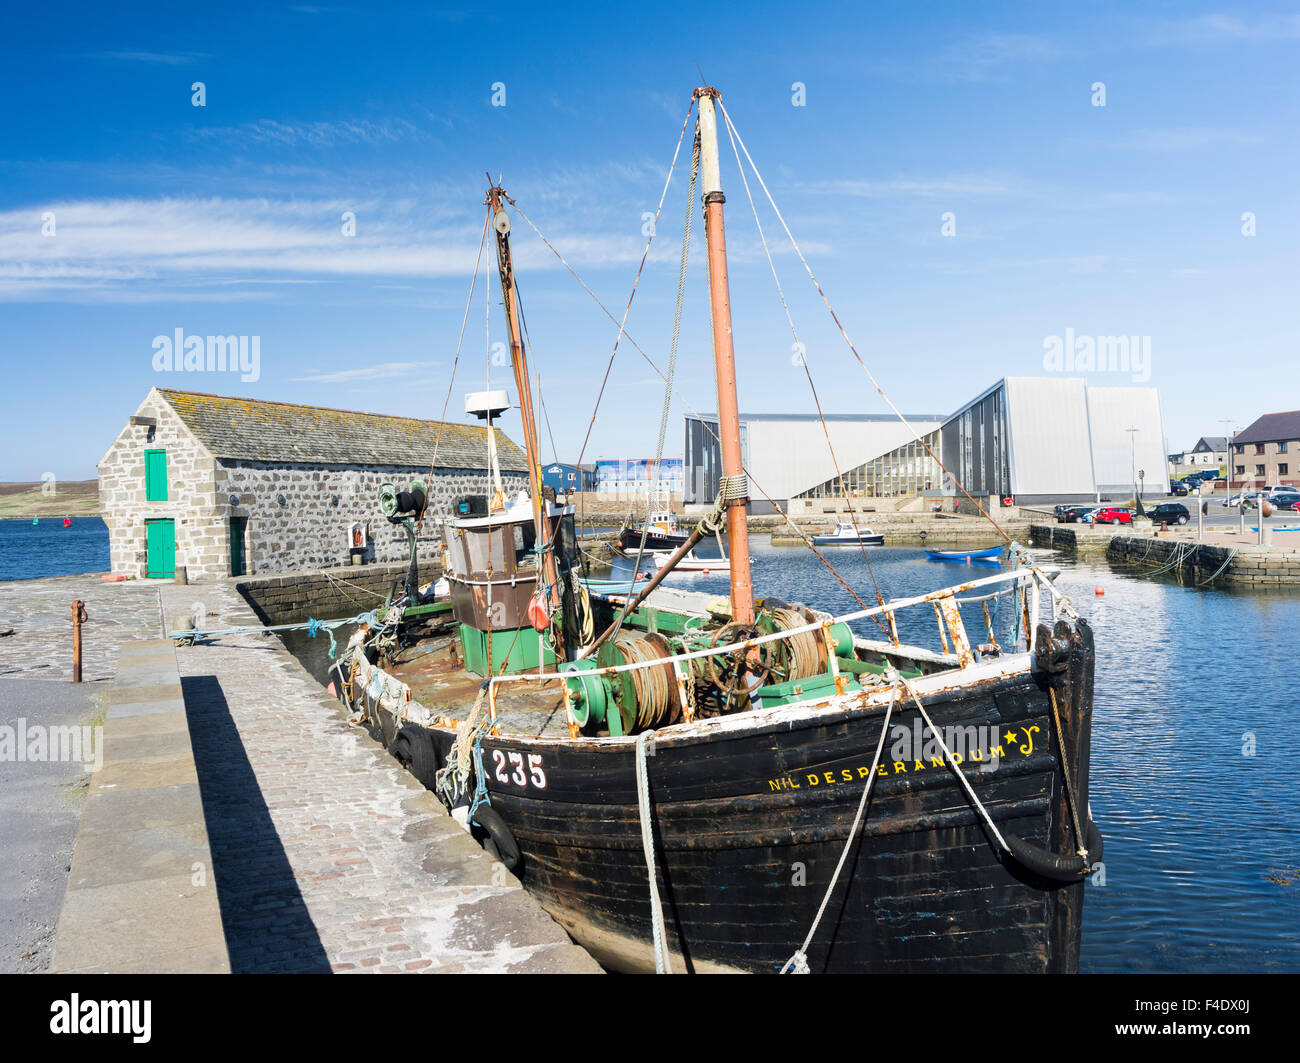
796, 429, 943, 499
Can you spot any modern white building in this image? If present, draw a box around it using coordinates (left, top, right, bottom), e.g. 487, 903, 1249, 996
936, 377, 1167, 502
683, 412, 946, 512
684, 377, 1168, 511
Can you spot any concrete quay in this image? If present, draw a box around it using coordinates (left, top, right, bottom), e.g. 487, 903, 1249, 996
0, 571, 600, 974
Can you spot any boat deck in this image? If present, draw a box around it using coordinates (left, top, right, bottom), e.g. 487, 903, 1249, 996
387, 585, 723, 738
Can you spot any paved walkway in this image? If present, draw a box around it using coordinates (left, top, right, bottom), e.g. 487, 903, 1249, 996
0, 573, 598, 974
157, 581, 597, 973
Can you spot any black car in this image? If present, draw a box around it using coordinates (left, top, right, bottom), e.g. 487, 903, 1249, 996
1057, 505, 1094, 523
1148, 502, 1190, 525
1170, 483, 1189, 496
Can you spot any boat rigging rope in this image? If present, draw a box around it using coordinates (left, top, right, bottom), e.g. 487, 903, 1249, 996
721, 108, 892, 628
507, 201, 873, 615
635, 729, 672, 974
625, 129, 698, 588
717, 100, 1013, 547
417, 209, 490, 534
780, 695, 896, 974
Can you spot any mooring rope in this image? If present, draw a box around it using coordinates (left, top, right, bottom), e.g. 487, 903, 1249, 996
635, 729, 672, 974
780, 694, 896, 974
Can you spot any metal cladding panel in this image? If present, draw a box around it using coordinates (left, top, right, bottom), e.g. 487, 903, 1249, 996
1001, 378, 1095, 496
1085, 386, 1169, 494
744, 417, 943, 501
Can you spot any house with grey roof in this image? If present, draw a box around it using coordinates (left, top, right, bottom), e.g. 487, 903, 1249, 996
1231, 410, 1300, 490
98, 388, 529, 581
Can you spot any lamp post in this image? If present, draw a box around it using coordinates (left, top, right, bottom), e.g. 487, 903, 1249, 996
1126, 427, 1139, 506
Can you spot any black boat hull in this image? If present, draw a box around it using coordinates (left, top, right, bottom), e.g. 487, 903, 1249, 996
617, 527, 691, 553
422, 618, 1096, 973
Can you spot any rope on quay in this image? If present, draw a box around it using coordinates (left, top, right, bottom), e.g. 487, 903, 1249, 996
167, 611, 378, 660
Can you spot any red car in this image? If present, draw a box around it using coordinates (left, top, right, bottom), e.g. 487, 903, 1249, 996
1093, 506, 1135, 525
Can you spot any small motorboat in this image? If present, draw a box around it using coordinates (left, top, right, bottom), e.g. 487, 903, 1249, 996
653, 548, 745, 574
925, 546, 1005, 563
812, 521, 884, 546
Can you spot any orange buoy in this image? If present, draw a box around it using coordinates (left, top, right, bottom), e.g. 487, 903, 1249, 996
527, 593, 550, 632
1094, 586, 1105, 596
327, 681, 337, 697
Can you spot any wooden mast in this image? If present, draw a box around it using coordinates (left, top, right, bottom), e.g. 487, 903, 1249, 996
486, 185, 565, 640
695, 88, 754, 626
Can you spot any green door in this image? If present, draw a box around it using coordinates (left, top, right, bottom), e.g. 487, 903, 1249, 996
146, 519, 175, 578
144, 449, 168, 501
229, 517, 247, 576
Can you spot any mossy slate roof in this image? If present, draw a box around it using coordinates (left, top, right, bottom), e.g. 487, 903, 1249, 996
157, 389, 528, 472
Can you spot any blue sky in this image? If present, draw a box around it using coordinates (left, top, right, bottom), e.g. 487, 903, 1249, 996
1, 1, 1297, 480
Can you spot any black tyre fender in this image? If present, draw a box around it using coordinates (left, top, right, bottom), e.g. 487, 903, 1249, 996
391, 725, 443, 790
1003, 819, 1103, 882
471, 804, 521, 873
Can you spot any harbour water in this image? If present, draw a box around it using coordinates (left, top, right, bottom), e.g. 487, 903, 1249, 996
282, 538, 1300, 973
0, 517, 110, 582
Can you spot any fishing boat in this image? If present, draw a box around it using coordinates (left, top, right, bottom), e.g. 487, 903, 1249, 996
812, 521, 884, 546
618, 503, 691, 553
926, 546, 1005, 562
336, 87, 1101, 974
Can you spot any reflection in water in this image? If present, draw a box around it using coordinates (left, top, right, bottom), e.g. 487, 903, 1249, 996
283, 538, 1300, 972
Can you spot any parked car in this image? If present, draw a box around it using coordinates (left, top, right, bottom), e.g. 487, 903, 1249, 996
1170, 483, 1189, 496
1056, 505, 1094, 523
1094, 507, 1135, 525
1267, 489, 1300, 503
1291, 501, 1300, 513
1148, 502, 1191, 525
1223, 492, 1264, 509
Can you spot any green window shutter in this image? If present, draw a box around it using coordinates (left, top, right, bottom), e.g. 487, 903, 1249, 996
145, 449, 168, 501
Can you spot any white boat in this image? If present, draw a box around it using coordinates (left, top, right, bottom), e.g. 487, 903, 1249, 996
652, 548, 744, 573
811, 521, 884, 546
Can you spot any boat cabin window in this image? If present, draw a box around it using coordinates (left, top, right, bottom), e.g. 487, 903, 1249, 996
447, 520, 538, 578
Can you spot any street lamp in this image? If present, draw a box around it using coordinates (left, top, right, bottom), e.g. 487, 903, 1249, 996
1126, 427, 1139, 507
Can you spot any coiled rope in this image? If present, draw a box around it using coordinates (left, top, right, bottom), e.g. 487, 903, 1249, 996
616, 636, 674, 730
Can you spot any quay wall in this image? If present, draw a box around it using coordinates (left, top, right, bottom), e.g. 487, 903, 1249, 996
1107, 535, 1300, 587
235, 559, 446, 626
1030, 524, 1300, 586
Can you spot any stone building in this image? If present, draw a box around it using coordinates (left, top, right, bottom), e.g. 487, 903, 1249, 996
99, 388, 529, 581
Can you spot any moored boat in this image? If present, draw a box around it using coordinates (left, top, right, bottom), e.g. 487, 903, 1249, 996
926, 546, 1005, 562
812, 521, 884, 546
334, 85, 1102, 974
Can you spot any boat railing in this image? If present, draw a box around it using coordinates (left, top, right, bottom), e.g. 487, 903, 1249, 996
485, 565, 1070, 717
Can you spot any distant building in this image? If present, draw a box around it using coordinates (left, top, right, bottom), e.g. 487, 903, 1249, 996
541, 462, 596, 494
595, 458, 683, 497
99, 388, 528, 581
683, 378, 1168, 511
1187, 437, 1227, 467
1231, 411, 1300, 489
682, 413, 945, 513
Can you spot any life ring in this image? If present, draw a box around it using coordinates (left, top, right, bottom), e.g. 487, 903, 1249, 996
472, 804, 521, 873
1002, 819, 1103, 882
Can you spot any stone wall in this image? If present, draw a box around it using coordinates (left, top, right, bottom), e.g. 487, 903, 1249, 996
217, 460, 527, 576
1107, 535, 1300, 586
236, 559, 446, 625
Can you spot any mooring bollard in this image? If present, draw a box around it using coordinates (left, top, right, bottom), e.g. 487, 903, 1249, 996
71, 599, 88, 683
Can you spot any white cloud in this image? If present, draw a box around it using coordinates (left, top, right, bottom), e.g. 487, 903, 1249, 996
292, 360, 441, 383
